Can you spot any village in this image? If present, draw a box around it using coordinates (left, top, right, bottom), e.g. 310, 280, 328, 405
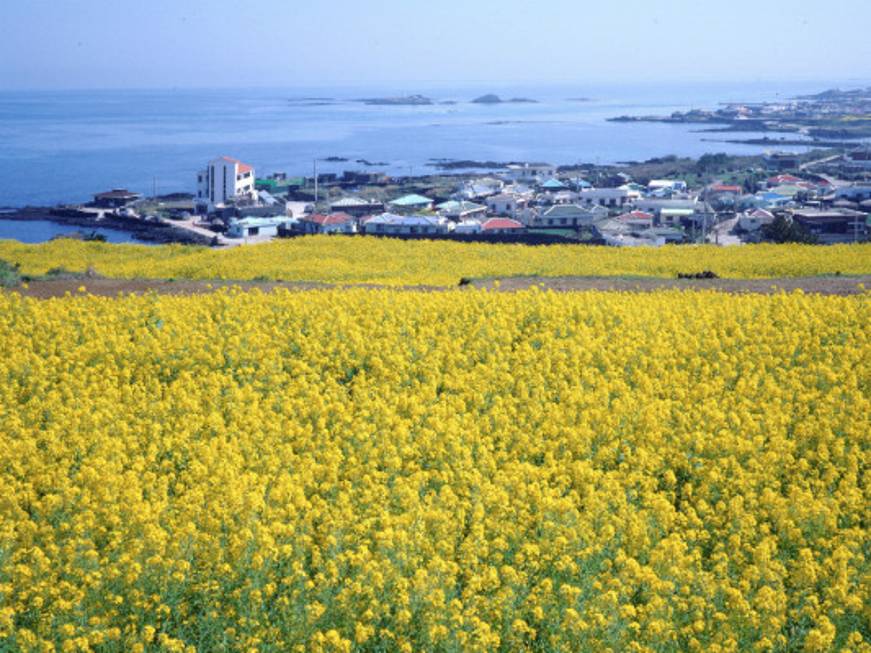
43, 145, 871, 248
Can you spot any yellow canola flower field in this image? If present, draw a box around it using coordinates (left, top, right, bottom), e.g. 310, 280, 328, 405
0, 287, 869, 653
1, 237, 870, 285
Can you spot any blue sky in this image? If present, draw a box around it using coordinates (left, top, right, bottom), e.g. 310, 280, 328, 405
1, 0, 870, 89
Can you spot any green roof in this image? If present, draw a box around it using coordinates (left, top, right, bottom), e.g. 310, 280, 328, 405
255, 177, 305, 191
436, 200, 486, 212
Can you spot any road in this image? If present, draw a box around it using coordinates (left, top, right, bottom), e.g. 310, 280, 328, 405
707, 216, 743, 246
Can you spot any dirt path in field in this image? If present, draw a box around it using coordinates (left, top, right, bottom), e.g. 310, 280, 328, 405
4, 275, 870, 298
469, 276, 871, 295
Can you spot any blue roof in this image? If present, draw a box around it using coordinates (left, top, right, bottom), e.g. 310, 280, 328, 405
233, 216, 288, 227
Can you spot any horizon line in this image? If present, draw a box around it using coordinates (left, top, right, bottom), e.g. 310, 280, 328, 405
2, 77, 871, 94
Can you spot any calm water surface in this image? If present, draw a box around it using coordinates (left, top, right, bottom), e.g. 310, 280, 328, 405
0, 218, 147, 244
0, 80, 868, 209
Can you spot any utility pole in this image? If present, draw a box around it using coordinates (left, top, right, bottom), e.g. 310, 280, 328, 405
313, 160, 319, 205
152, 177, 157, 200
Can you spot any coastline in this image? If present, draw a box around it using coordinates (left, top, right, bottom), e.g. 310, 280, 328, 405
0, 207, 213, 245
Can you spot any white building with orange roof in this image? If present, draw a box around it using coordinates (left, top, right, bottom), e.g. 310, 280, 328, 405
196, 156, 256, 209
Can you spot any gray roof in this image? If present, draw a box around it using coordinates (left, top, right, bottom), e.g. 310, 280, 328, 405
366, 213, 445, 226
543, 204, 596, 218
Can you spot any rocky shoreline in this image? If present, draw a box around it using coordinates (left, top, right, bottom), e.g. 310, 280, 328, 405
0, 207, 212, 245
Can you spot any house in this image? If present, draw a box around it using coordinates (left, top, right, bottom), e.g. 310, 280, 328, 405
644, 226, 686, 243
594, 218, 665, 247
341, 171, 389, 185
329, 197, 384, 217
569, 177, 592, 191
738, 209, 775, 232
93, 189, 142, 209
708, 183, 742, 195
362, 213, 449, 235
546, 190, 579, 205
481, 218, 524, 234
766, 174, 803, 187
504, 163, 556, 184
454, 220, 483, 234
536, 204, 598, 228
834, 185, 871, 203
754, 192, 793, 209
457, 177, 504, 200
578, 188, 630, 209
634, 199, 705, 226
255, 173, 304, 196
388, 194, 434, 213
592, 217, 632, 238
843, 147, 871, 171
196, 156, 256, 209
436, 200, 488, 221
615, 210, 654, 230
297, 212, 357, 234
227, 216, 288, 239
768, 184, 808, 199
648, 179, 688, 193
764, 151, 801, 171
486, 193, 531, 219
790, 208, 868, 244
618, 184, 646, 201
539, 178, 568, 191
604, 172, 633, 187
594, 215, 681, 245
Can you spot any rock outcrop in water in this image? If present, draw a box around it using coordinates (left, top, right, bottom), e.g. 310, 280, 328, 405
471, 94, 538, 104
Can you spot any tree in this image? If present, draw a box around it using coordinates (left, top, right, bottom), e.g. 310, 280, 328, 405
761, 215, 817, 244
695, 153, 731, 173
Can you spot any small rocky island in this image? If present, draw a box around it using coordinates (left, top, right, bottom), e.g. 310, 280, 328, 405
357, 95, 434, 106
471, 94, 538, 104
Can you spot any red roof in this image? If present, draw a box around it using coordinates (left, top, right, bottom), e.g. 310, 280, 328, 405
308, 212, 353, 226
617, 210, 653, 222
482, 217, 523, 231
767, 174, 802, 184
711, 184, 741, 193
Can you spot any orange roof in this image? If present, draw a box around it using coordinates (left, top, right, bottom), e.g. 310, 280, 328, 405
711, 184, 741, 193
217, 156, 253, 174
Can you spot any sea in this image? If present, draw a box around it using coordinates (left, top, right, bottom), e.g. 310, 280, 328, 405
0, 217, 143, 244
0, 79, 868, 241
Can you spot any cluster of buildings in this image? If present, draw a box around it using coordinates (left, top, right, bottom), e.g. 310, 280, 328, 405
183, 154, 870, 246
191, 158, 715, 246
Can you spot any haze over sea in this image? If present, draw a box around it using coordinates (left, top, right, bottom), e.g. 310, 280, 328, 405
1, 79, 868, 207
